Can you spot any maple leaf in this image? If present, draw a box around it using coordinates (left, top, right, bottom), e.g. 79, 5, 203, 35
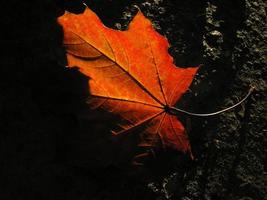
57, 7, 198, 157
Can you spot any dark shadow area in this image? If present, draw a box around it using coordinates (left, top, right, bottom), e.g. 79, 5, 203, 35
0, 1, 92, 199
161, 0, 205, 67
85, 0, 134, 27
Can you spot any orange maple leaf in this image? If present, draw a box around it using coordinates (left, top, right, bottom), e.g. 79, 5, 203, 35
58, 7, 198, 157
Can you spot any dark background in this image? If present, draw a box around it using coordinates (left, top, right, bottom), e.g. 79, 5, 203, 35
0, 0, 266, 199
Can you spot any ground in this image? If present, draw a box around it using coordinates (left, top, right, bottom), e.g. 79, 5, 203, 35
0, 0, 266, 199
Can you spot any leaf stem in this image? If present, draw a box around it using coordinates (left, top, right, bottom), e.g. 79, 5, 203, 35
170, 86, 255, 117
